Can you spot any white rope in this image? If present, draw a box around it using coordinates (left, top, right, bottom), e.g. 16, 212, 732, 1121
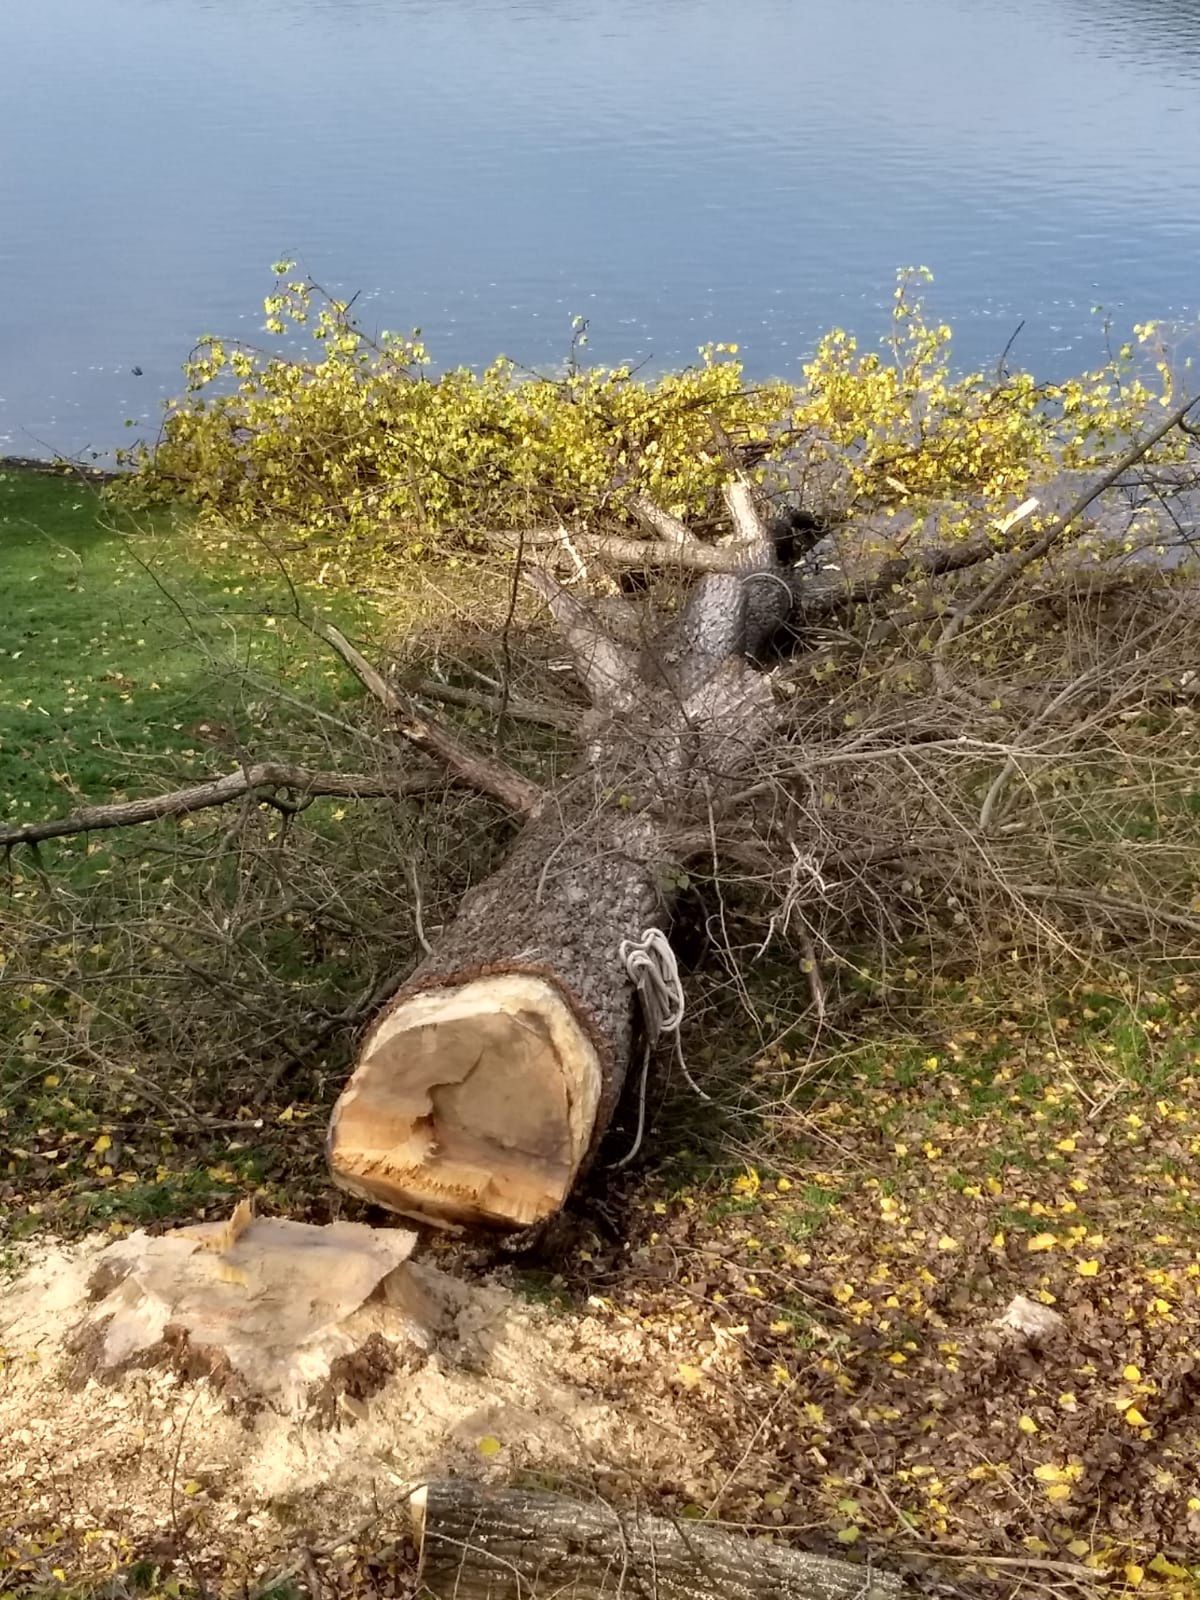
613, 928, 709, 1170
620, 927, 685, 1037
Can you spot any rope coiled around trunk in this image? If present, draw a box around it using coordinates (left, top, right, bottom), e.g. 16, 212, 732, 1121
614, 928, 709, 1169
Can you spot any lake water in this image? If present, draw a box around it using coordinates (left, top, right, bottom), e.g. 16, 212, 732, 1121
3, 0, 1200, 461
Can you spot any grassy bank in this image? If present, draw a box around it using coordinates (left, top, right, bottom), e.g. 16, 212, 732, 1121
0, 468, 400, 1249
0, 468, 373, 839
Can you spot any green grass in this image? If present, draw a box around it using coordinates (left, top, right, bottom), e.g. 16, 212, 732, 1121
0, 467, 371, 852
0, 468, 395, 1241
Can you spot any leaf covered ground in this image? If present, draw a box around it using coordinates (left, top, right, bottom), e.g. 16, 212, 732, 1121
564, 974, 1200, 1597
3, 471, 1200, 1600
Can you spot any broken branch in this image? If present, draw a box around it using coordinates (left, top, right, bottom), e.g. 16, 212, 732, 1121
939, 391, 1200, 652
0, 765, 434, 849
627, 491, 699, 547
323, 625, 544, 817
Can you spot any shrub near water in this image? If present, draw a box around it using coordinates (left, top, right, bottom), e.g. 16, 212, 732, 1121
118, 267, 1173, 575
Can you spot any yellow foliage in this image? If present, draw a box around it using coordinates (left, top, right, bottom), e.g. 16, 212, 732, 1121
115, 265, 1172, 581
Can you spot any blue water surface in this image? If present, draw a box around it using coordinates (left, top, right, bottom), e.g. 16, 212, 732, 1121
2, 0, 1199, 457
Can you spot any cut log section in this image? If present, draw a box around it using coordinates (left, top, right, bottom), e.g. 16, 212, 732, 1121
329, 973, 602, 1230
412, 1480, 906, 1600
328, 802, 665, 1231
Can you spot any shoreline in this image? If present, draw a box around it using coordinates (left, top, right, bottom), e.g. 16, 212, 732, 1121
0, 453, 120, 483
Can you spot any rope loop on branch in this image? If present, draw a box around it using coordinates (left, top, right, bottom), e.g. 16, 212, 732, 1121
614, 928, 709, 1170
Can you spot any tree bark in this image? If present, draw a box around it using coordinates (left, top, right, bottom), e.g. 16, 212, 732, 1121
411, 1480, 905, 1600
327, 480, 783, 1231
327, 792, 669, 1229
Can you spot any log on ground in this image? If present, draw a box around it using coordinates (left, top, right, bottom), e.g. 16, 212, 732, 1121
412, 1479, 906, 1600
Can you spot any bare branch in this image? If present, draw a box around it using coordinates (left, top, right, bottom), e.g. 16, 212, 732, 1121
486, 525, 748, 572
523, 567, 640, 709
0, 765, 435, 849
409, 675, 579, 732
323, 625, 544, 817
939, 391, 1200, 653
627, 492, 699, 547
793, 533, 999, 622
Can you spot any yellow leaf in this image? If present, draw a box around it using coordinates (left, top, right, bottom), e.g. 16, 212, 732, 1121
937, 1234, 959, 1251
676, 1364, 705, 1389
1076, 1259, 1100, 1277
1123, 1364, 1142, 1383
1034, 1464, 1066, 1483
1124, 1407, 1149, 1428
183, 1480, 202, 1496
92, 1133, 112, 1154
1044, 1482, 1073, 1502
43, 1074, 60, 1088
1056, 1137, 1076, 1153
1028, 1233, 1056, 1252
1018, 1415, 1039, 1434
1148, 1555, 1188, 1580
476, 1435, 503, 1458
836, 1526, 861, 1545
1125, 1564, 1145, 1587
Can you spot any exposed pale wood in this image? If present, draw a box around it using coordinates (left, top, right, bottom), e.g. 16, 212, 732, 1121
0, 765, 433, 848
329, 792, 666, 1229
72, 1215, 419, 1411
329, 973, 603, 1229
412, 1480, 905, 1600
723, 473, 772, 557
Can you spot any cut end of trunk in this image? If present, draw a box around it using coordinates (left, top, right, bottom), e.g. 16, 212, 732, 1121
328, 973, 602, 1231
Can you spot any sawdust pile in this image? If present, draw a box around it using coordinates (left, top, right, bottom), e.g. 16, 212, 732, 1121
0, 1229, 711, 1584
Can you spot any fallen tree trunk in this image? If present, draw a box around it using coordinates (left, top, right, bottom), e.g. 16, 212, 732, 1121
327, 799, 668, 1229
327, 481, 786, 1230
412, 1480, 905, 1600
